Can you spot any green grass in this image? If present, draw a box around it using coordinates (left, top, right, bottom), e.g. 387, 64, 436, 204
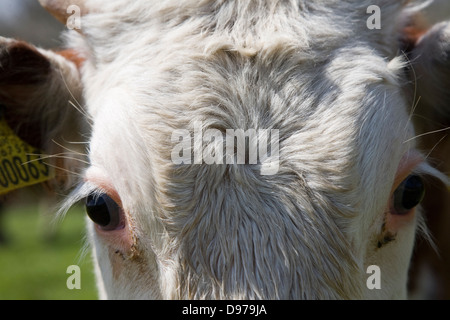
0, 203, 98, 300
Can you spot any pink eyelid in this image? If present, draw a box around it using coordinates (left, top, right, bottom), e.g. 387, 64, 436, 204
84, 168, 135, 252
385, 150, 426, 231
84, 168, 122, 207
391, 150, 425, 193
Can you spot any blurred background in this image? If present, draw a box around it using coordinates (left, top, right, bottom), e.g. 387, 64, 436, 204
0, 0, 96, 300
0, 0, 63, 48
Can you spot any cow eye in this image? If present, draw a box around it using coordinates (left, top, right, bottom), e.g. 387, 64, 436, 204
392, 174, 425, 215
85, 193, 124, 231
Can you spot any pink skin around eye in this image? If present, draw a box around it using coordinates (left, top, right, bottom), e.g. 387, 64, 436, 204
85, 168, 135, 254
385, 150, 425, 233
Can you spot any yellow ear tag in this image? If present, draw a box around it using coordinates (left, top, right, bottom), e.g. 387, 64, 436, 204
0, 116, 55, 195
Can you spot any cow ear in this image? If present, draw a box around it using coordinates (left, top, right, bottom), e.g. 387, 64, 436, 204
405, 21, 450, 299
0, 37, 87, 191
407, 22, 450, 167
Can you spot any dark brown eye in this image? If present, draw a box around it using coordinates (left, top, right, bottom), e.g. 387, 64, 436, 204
85, 193, 124, 231
392, 175, 425, 215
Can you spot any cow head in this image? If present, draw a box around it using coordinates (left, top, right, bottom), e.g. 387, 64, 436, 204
0, 0, 448, 299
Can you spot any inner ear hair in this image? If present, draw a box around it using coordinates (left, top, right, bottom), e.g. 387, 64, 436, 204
0, 40, 51, 87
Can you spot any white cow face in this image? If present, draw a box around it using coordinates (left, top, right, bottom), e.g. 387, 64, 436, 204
0, 0, 448, 299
